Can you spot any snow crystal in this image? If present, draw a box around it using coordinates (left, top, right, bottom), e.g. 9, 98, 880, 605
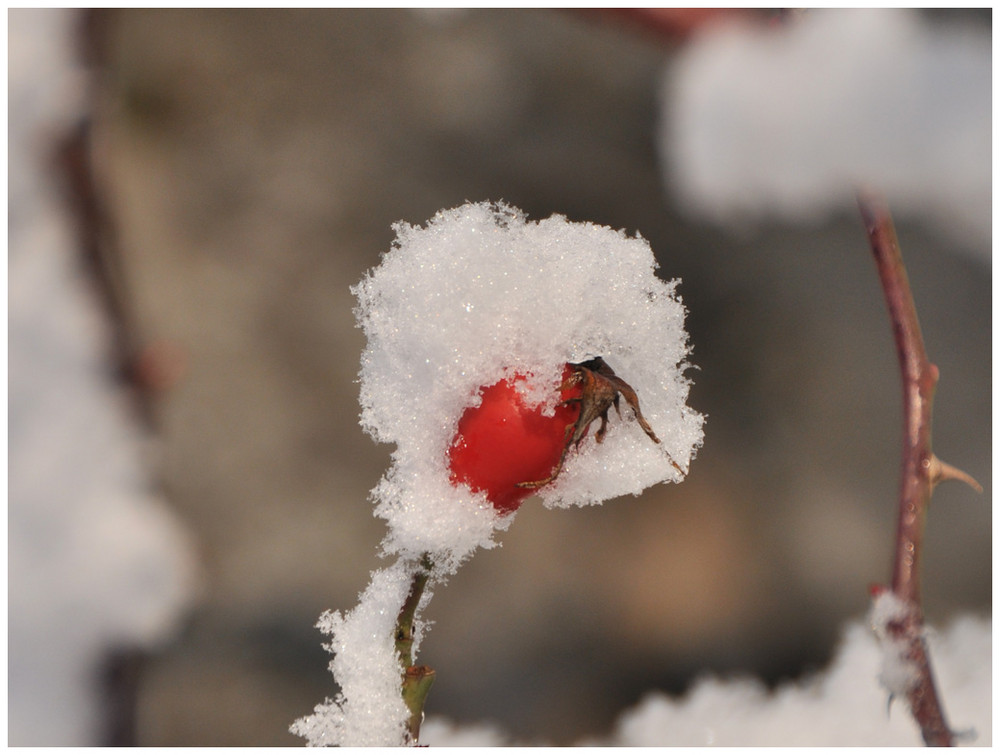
353, 200, 703, 571
662, 8, 991, 256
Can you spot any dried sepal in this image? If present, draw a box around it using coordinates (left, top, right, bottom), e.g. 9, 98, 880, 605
518, 357, 679, 489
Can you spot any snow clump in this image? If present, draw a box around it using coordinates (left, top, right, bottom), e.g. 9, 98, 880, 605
597, 613, 990, 746
417, 613, 990, 746
869, 589, 921, 702
353, 200, 703, 572
289, 561, 420, 746
662, 8, 991, 256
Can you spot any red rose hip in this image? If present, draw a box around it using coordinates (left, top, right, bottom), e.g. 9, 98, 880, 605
448, 358, 667, 515
448, 368, 581, 515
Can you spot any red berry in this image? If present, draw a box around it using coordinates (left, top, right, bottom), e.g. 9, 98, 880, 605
448, 368, 581, 514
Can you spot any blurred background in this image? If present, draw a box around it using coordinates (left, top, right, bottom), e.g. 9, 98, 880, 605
9, 8, 990, 746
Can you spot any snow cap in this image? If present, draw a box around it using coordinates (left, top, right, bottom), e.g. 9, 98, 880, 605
353, 201, 703, 572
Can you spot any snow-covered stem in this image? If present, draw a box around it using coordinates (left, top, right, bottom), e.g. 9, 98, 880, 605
396, 554, 435, 744
292, 202, 703, 746
857, 191, 980, 746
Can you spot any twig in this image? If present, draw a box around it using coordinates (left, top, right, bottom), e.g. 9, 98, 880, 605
857, 191, 981, 747
394, 554, 435, 744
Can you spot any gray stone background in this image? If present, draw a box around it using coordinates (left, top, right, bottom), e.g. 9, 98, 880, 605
89, 9, 988, 745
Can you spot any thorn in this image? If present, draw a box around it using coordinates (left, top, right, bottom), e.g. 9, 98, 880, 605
928, 454, 983, 493
886, 692, 896, 718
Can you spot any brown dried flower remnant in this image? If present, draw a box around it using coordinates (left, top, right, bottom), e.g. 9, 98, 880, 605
519, 356, 681, 488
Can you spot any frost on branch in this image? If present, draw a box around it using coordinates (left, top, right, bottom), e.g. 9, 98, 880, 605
353, 201, 703, 572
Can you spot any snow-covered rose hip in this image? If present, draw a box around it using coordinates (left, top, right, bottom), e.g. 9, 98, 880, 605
348, 202, 701, 568
449, 358, 669, 515
448, 367, 581, 515
293, 203, 703, 746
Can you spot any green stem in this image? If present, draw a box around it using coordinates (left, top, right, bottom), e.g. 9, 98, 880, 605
394, 554, 435, 744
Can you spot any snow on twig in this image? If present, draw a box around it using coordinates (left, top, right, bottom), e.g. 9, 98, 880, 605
292, 201, 703, 745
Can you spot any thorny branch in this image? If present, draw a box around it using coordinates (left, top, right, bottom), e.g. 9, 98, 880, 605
857, 191, 981, 747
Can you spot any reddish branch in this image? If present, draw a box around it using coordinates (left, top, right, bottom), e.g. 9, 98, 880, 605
858, 191, 981, 747
576, 8, 795, 44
